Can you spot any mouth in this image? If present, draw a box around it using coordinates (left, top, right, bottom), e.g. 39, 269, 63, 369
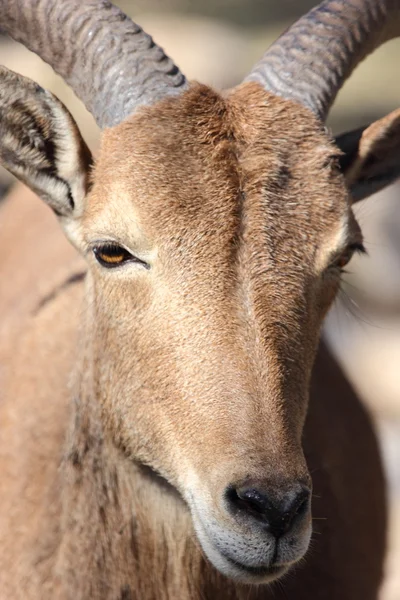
191, 501, 310, 584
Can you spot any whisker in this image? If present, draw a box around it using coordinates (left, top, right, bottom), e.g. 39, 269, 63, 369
336, 287, 382, 329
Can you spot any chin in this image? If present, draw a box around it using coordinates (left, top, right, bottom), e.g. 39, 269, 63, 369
192, 512, 308, 585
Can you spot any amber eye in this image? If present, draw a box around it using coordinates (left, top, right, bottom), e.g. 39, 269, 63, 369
332, 242, 366, 271
93, 243, 149, 269
335, 249, 353, 270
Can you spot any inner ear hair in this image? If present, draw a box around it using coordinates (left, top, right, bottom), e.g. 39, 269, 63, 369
335, 108, 400, 203
0, 66, 92, 217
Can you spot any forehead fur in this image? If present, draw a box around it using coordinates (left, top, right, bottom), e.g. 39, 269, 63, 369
87, 82, 350, 273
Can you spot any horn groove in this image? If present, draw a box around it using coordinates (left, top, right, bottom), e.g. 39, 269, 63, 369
0, 0, 188, 128
245, 0, 400, 121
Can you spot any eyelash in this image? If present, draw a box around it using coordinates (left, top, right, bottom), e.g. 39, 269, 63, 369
92, 243, 150, 270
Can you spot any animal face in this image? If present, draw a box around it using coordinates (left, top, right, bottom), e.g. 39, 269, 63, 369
66, 83, 361, 581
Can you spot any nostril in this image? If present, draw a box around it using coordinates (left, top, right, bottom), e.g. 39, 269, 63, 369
226, 485, 271, 518
225, 482, 311, 536
238, 487, 271, 515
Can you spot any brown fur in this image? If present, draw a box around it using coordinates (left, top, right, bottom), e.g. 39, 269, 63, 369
0, 83, 386, 598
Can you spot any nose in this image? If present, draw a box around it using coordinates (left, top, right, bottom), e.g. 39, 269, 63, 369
226, 481, 311, 537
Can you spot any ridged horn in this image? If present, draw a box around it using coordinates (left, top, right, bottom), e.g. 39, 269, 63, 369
0, 0, 188, 128
245, 0, 400, 121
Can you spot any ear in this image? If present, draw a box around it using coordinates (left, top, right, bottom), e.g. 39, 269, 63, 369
335, 108, 400, 203
0, 66, 92, 217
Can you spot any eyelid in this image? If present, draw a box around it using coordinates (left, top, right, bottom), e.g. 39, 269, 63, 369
331, 241, 367, 263
89, 237, 129, 251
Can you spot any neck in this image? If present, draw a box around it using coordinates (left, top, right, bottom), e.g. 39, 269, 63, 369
54, 367, 224, 599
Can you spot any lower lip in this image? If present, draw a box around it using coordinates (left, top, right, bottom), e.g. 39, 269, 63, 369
225, 556, 286, 578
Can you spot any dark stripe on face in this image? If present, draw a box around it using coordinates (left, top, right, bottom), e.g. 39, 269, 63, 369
33, 271, 86, 315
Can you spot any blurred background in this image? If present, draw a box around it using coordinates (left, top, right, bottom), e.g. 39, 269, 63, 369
1, 1, 399, 597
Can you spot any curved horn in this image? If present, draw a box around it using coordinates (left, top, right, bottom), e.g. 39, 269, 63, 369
0, 0, 188, 128
245, 0, 400, 121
